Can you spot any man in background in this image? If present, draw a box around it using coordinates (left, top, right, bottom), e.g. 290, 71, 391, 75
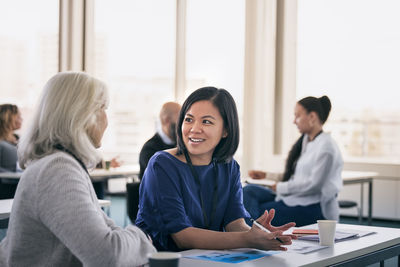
138, 102, 181, 179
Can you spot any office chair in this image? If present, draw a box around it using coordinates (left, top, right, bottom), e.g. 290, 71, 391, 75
126, 181, 141, 224
0, 218, 9, 229
339, 200, 362, 223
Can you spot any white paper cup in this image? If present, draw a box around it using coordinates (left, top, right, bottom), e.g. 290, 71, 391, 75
147, 252, 182, 267
317, 220, 337, 246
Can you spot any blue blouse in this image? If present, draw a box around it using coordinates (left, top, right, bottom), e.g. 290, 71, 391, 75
135, 151, 250, 251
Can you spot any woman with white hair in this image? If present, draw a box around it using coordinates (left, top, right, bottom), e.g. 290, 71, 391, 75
0, 72, 156, 267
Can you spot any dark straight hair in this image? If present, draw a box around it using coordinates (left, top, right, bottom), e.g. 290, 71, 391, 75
282, 95, 332, 181
176, 87, 239, 163
298, 95, 331, 124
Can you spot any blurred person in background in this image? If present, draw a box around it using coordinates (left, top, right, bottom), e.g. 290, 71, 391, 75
138, 101, 181, 179
0, 104, 22, 199
243, 96, 343, 227
0, 104, 22, 145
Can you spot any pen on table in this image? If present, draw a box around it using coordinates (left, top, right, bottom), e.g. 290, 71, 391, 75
251, 219, 284, 244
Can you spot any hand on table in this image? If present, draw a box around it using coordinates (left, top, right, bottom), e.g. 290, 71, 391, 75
110, 156, 123, 168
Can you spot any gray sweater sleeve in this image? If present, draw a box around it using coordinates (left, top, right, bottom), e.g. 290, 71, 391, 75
36, 155, 156, 267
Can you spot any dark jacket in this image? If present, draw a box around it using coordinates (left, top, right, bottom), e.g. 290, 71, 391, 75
138, 133, 175, 179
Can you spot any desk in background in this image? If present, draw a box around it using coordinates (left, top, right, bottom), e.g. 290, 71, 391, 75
0, 172, 21, 180
0, 164, 140, 182
180, 223, 400, 267
0, 199, 13, 220
341, 171, 378, 225
0, 198, 112, 229
89, 165, 139, 182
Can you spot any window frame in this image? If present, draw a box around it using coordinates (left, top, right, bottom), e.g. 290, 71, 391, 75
59, 0, 400, 175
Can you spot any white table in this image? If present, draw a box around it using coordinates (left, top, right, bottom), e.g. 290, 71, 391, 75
179, 224, 400, 267
0, 165, 140, 182
0, 198, 111, 214
0, 199, 13, 220
89, 165, 140, 182
0, 172, 21, 179
0, 198, 112, 228
342, 171, 378, 225
244, 170, 379, 225
98, 199, 111, 207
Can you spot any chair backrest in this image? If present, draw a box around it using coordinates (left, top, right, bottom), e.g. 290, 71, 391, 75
126, 181, 141, 223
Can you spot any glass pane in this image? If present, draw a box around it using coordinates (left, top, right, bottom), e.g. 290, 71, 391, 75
186, 0, 245, 163
297, 0, 400, 159
94, 0, 176, 165
0, 0, 59, 134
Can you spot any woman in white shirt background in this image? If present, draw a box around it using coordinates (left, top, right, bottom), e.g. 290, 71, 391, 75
243, 96, 343, 227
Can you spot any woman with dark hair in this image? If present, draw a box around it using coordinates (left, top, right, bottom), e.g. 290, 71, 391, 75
243, 95, 343, 227
136, 87, 295, 252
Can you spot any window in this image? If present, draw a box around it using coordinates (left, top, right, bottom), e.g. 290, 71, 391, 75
297, 0, 400, 159
186, 0, 245, 162
0, 0, 59, 133
93, 0, 176, 164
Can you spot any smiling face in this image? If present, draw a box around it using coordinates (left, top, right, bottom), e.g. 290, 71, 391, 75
182, 100, 227, 165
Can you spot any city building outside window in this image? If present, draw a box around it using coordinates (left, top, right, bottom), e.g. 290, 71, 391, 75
0, 0, 59, 133
186, 0, 245, 163
93, 0, 176, 164
296, 0, 400, 160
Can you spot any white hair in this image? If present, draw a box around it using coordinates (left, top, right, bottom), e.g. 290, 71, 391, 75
18, 71, 109, 169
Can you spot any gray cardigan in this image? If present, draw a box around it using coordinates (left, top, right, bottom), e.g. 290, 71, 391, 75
0, 152, 156, 267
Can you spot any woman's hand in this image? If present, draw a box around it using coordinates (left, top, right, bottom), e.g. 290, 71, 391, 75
245, 210, 295, 251
246, 226, 291, 251
269, 183, 277, 192
248, 170, 267, 179
257, 209, 297, 237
